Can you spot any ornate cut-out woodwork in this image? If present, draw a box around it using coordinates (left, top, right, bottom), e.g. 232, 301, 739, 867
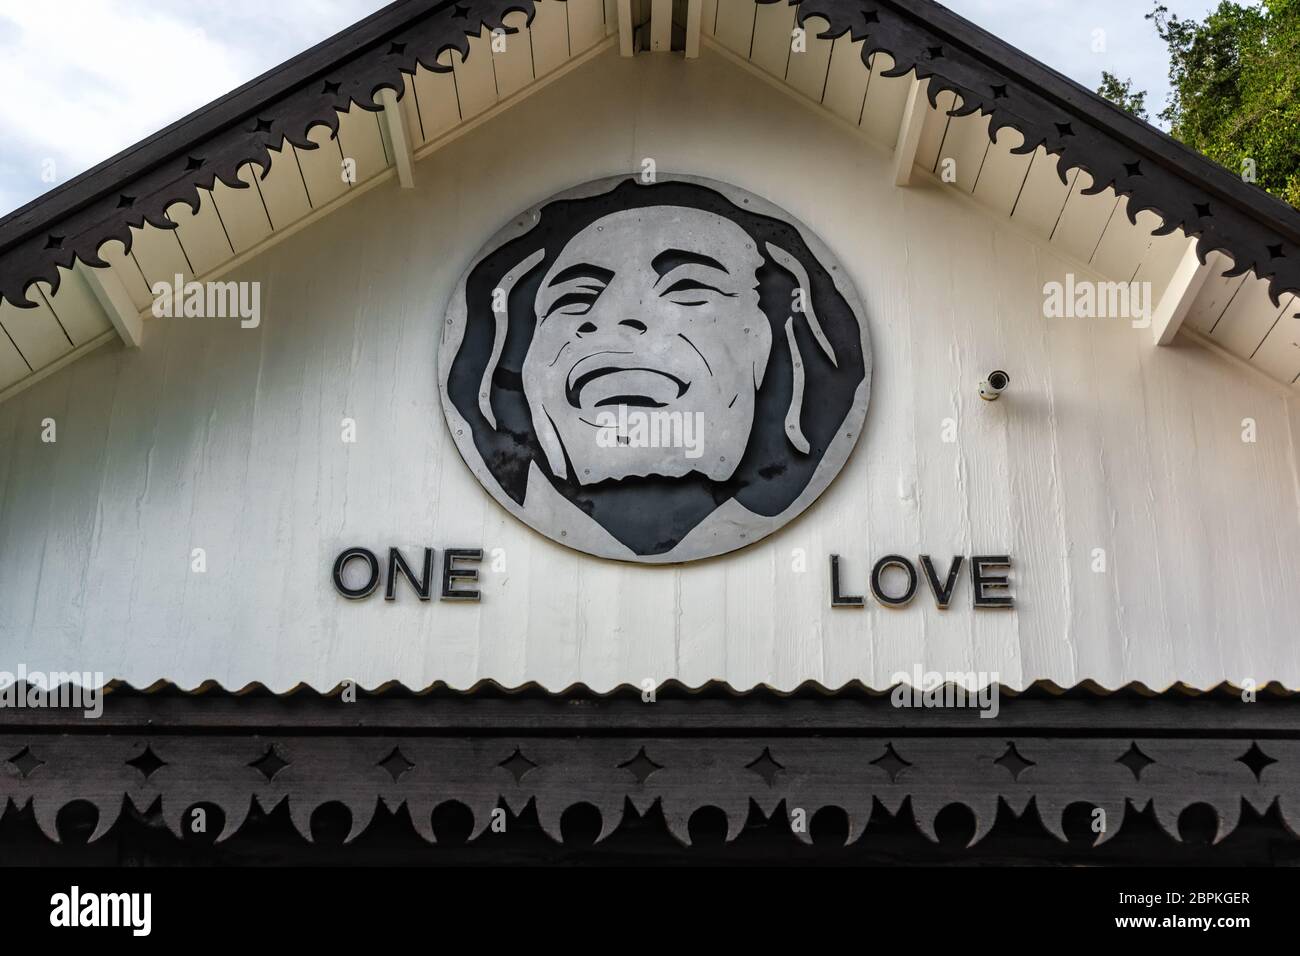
1, 0, 1297, 310
3, 685, 1298, 850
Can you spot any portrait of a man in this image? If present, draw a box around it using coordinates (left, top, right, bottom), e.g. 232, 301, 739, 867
440, 176, 871, 563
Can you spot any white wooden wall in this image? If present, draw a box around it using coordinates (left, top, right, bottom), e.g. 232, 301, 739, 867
1, 47, 1298, 692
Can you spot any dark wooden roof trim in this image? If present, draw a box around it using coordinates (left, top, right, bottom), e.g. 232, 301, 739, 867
0, 0, 530, 307
791, 0, 1300, 302
3, 687, 1297, 847
1, 0, 1297, 309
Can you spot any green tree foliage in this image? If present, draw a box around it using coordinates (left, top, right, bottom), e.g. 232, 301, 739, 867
1097, 71, 1150, 121
1148, 0, 1300, 208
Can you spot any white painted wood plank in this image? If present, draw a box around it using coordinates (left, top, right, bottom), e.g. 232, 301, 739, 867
40, 266, 112, 346
411, 63, 461, 143
945, 199, 1019, 687
1035, 247, 1125, 684
569, 0, 609, 52
749, 0, 794, 77
454, 28, 500, 119
1151, 241, 1218, 346
971, 124, 1032, 218
713, 0, 756, 57
1212, 279, 1293, 365
1184, 264, 1247, 335
892, 76, 926, 186
335, 101, 390, 184
1050, 171, 1119, 264
785, 15, 833, 102
859, 53, 911, 146
685, 0, 703, 58
0, 372, 72, 642
1133, 226, 1193, 307
934, 108, 990, 193
210, 163, 274, 254
252, 139, 313, 231
166, 194, 234, 278
914, 87, 955, 174
617, 0, 634, 55
493, 11, 535, 99
531, 0, 571, 77
377, 88, 415, 188
650, 0, 673, 52
1010, 148, 1076, 239
989, 230, 1073, 685
295, 122, 350, 208
1090, 204, 1158, 282
129, 222, 192, 288
821, 36, 869, 125
701, 0, 718, 36
95, 238, 153, 311
1248, 297, 1300, 384
0, 321, 29, 388
0, 289, 72, 371
28, 347, 119, 644
397, 73, 425, 150
80, 262, 142, 348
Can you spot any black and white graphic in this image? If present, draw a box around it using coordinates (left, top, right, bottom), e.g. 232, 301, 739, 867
440, 175, 871, 562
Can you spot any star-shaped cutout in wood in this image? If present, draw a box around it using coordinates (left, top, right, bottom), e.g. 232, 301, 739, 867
871, 743, 911, 782
248, 745, 290, 781
994, 742, 1035, 781
618, 746, 663, 784
378, 746, 414, 781
499, 747, 537, 783
126, 743, 167, 780
1116, 741, 1155, 781
1235, 741, 1277, 782
745, 747, 784, 787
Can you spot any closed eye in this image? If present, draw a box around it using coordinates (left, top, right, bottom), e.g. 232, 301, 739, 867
661, 278, 734, 305
545, 288, 603, 317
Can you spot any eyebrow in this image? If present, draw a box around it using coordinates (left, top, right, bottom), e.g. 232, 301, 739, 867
651, 249, 730, 279
547, 263, 615, 287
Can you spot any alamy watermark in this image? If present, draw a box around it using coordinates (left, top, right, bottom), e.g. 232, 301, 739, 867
150, 274, 261, 328
594, 406, 705, 459
50, 886, 150, 936
0, 666, 103, 718
1043, 275, 1153, 329
889, 665, 1000, 718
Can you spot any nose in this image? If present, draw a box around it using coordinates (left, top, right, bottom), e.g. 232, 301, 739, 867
575, 318, 647, 336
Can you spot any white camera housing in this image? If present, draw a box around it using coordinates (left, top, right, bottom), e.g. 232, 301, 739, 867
979, 370, 1010, 401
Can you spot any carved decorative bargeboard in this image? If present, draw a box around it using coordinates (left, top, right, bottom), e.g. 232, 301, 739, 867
1, 0, 1297, 311
3, 688, 1298, 849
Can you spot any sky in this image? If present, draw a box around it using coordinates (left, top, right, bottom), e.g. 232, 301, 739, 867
0, 0, 1221, 218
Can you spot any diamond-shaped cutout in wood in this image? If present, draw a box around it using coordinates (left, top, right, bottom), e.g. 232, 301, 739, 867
1117, 741, 1155, 781
126, 743, 167, 780
1236, 741, 1277, 782
6, 745, 43, 779
871, 743, 911, 783
745, 747, 784, 787
618, 747, 663, 785
499, 748, 537, 783
249, 745, 289, 781
994, 742, 1036, 781
378, 746, 414, 782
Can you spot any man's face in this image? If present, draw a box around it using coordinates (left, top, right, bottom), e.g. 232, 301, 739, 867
522, 206, 773, 484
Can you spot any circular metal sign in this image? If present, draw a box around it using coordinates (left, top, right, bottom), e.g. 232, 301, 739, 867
439, 175, 872, 563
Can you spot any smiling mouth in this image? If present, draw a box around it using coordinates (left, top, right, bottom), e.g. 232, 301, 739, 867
565, 366, 690, 409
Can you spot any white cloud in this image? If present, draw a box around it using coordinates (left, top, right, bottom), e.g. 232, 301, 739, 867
0, 0, 1226, 218
0, 0, 373, 216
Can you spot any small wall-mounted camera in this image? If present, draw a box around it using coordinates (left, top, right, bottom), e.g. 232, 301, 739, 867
979, 370, 1010, 402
